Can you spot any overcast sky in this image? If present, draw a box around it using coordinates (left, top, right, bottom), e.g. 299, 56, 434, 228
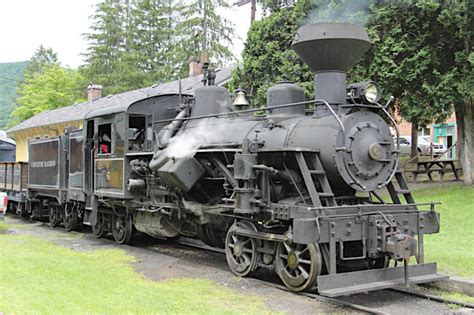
0, 0, 259, 68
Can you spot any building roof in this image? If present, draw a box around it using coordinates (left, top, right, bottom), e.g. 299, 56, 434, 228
8, 68, 232, 133
0, 130, 16, 145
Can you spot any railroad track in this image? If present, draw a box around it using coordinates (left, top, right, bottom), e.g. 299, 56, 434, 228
177, 238, 474, 314
389, 287, 474, 309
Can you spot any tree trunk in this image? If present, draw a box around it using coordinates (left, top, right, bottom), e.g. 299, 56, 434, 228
455, 102, 465, 161
411, 120, 419, 159
455, 99, 473, 185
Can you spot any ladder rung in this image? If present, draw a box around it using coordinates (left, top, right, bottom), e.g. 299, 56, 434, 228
310, 170, 326, 175
318, 192, 334, 197
396, 189, 411, 195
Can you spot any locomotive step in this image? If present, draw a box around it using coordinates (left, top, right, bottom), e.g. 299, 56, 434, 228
317, 263, 448, 297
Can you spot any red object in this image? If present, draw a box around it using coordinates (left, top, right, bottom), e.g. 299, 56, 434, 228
1, 196, 7, 212
100, 144, 109, 154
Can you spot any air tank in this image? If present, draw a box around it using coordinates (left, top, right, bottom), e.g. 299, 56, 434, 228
267, 81, 305, 117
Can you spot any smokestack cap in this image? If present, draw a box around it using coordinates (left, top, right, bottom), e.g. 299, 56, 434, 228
292, 23, 371, 72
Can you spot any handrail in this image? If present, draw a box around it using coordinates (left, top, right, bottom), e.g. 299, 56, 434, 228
375, 98, 400, 188
153, 99, 320, 124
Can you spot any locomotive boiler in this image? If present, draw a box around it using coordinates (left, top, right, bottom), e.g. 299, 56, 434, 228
1, 22, 446, 297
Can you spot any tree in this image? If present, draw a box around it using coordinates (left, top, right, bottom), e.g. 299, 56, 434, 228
231, 0, 371, 105
231, 0, 314, 106
131, 0, 182, 80
177, 0, 235, 71
23, 46, 58, 78
82, 0, 235, 92
82, 0, 135, 95
233, 0, 473, 184
11, 64, 86, 125
352, 1, 473, 183
437, 0, 473, 184
350, 3, 452, 158
0, 61, 29, 129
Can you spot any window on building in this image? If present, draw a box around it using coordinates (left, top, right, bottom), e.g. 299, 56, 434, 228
418, 127, 431, 137
98, 124, 112, 154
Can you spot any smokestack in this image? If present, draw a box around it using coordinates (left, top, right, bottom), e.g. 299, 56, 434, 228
87, 84, 102, 102
291, 23, 371, 104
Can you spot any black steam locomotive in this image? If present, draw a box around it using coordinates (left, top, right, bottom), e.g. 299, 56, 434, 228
1, 23, 446, 296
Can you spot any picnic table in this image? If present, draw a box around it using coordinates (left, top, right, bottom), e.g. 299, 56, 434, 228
412, 159, 460, 182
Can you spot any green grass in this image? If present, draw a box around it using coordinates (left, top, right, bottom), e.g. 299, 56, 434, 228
412, 184, 474, 277
0, 227, 268, 314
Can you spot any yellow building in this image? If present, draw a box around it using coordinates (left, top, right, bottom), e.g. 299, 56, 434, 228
7, 69, 232, 161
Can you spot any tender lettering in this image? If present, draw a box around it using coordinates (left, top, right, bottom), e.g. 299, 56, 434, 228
31, 160, 57, 168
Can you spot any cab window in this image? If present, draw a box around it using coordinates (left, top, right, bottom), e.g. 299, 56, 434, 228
98, 123, 112, 154
128, 116, 146, 151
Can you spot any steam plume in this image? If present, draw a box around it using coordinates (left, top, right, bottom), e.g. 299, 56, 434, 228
165, 120, 225, 159
304, 0, 376, 26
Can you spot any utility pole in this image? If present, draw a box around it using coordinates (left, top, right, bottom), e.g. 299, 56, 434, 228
233, 0, 256, 24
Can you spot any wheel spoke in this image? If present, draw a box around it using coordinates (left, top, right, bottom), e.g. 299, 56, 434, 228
299, 259, 312, 265
243, 247, 253, 254
242, 253, 251, 265
227, 243, 235, 249
298, 266, 309, 279
231, 235, 238, 244
299, 246, 309, 255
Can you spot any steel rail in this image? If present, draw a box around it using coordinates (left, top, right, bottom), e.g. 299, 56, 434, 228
389, 287, 474, 309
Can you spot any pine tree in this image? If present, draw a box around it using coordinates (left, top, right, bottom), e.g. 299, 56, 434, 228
131, 0, 181, 80
82, 0, 135, 94
23, 46, 58, 78
177, 0, 235, 73
82, 0, 235, 93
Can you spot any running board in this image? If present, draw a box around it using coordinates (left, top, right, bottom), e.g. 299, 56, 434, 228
318, 263, 448, 297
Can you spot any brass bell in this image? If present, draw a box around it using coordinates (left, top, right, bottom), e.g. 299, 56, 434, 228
232, 88, 250, 110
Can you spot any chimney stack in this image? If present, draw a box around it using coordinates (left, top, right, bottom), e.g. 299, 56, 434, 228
292, 23, 371, 105
87, 83, 102, 102
188, 58, 202, 77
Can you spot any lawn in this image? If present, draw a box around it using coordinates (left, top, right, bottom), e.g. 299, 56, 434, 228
0, 223, 268, 314
412, 184, 474, 277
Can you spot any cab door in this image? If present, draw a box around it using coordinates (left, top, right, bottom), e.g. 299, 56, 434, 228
84, 120, 95, 193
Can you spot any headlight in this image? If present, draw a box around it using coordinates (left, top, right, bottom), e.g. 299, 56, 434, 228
347, 81, 382, 104
363, 82, 381, 103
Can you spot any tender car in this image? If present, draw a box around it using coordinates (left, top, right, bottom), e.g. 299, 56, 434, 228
0, 192, 7, 220
395, 136, 445, 156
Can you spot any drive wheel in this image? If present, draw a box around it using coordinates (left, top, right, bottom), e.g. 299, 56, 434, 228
49, 205, 60, 227
92, 212, 107, 238
112, 212, 133, 244
225, 221, 258, 277
275, 242, 321, 292
63, 204, 78, 232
